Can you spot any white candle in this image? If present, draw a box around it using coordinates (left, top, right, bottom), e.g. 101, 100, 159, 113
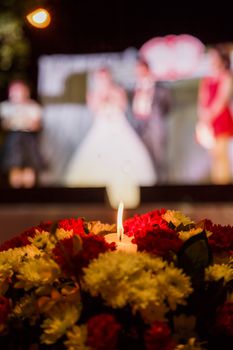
105, 202, 137, 253
105, 233, 137, 253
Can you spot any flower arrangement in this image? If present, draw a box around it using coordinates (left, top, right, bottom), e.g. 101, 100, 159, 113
0, 209, 233, 350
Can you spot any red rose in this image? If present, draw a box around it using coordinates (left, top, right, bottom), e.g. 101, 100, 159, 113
0, 296, 11, 326
144, 321, 176, 350
53, 234, 115, 276
0, 221, 52, 252
215, 302, 233, 337
87, 314, 121, 350
58, 218, 86, 235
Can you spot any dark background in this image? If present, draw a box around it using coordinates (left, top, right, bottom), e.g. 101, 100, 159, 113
24, 1, 233, 94
1, 0, 233, 96
27, 1, 233, 55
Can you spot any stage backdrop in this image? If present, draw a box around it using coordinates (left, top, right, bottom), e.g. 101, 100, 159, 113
37, 46, 233, 186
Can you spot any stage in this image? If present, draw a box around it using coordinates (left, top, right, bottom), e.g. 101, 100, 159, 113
1, 185, 233, 242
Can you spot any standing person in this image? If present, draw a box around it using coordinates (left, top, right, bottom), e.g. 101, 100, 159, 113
0, 80, 43, 188
132, 59, 171, 183
65, 68, 156, 208
197, 45, 233, 184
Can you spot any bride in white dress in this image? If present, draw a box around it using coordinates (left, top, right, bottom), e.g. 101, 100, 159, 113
65, 68, 156, 207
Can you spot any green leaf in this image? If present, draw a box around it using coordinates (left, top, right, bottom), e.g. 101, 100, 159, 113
177, 231, 212, 287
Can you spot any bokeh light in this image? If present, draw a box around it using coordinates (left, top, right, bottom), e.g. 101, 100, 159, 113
26, 8, 51, 29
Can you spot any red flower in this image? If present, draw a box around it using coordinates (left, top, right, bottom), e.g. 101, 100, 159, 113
215, 302, 233, 337
200, 219, 233, 255
58, 218, 86, 235
124, 209, 168, 238
87, 314, 121, 350
144, 321, 176, 350
134, 227, 183, 260
0, 218, 85, 253
53, 234, 115, 276
0, 221, 52, 252
124, 209, 182, 260
0, 296, 11, 326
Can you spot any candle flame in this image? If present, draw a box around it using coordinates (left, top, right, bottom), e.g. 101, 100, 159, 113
117, 201, 124, 241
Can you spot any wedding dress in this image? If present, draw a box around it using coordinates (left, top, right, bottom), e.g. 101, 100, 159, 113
65, 103, 157, 207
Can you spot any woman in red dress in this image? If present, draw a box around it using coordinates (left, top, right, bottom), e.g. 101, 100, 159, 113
197, 45, 233, 184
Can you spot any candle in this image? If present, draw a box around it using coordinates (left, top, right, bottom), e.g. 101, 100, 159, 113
105, 232, 137, 253
105, 202, 137, 253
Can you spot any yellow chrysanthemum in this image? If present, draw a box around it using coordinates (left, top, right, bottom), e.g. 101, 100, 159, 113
0, 245, 42, 271
163, 210, 194, 228
205, 263, 233, 285
65, 325, 90, 350
83, 251, 167, 308
11, 294, 38, 323
178, 228, 203, 241
86, 221, 116, 235
30, 228, 73, 253
29, 231, 55, 252
41, 302, 81, 344
15, 256, 61, 290
83, 251, 192, 318
55, 228, 73, 241
0, 245, 43, 295
156, 266, 193, 310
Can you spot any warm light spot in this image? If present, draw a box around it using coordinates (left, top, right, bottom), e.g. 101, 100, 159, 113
26, 8, 51, 29
117, 201, 124, 241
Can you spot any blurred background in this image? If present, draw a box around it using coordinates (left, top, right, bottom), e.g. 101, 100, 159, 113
0, 0, 233, 240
